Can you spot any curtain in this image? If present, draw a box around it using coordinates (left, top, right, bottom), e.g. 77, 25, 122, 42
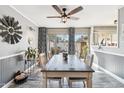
68, 27, 75, 55
38, 27, 47, 55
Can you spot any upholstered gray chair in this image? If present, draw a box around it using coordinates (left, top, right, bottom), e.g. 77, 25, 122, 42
39, 53, 62, 88
68, 54, 94, 88
47, 51, 53, 61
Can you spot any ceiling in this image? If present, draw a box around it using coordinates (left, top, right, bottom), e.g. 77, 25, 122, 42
12, 5, 123, 27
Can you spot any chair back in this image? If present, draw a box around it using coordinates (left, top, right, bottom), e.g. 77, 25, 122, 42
48, 51, 52, 60
39, 53, 47, 68
84, 54, 94, 67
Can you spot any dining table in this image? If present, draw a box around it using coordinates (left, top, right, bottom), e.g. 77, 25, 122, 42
41, 53, 94, 88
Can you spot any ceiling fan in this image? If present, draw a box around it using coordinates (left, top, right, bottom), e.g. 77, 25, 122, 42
47, 5, 83, 23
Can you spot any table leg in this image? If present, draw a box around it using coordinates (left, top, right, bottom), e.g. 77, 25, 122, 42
43, 72, 47, 88
86, 73, 92, 88
86, 78, 92, 88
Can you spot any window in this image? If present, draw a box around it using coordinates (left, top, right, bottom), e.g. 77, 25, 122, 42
93, 26, 117, 47
48, 34, 68, 52
47, 28, 69, 54
75, 28, 90, 57
47, 28, 91, 56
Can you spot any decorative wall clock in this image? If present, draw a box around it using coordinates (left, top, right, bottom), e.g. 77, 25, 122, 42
0, 15, 22, 44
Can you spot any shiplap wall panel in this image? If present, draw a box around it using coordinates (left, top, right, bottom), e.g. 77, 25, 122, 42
0, 54, 24, 87
95, 51, 124, 78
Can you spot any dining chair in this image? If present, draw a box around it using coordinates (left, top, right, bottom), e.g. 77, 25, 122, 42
47, 51, 53, 61
68, 54, 94, 88
84, 54, 94, 67
39, 53, 62, 88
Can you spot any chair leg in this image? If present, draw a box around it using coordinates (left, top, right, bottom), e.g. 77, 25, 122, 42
48, 79, 51, 87
83, 80, 88, 88
59, 79, 62, 88
68, 80, 72, 88
61, 78, 64, 85
83, 81, 86, 88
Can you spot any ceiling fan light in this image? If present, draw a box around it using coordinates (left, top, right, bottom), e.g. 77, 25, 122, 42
61, 17, 67, 23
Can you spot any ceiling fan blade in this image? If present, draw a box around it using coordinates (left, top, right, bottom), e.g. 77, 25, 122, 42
14, 26, 21, 30
0, 31, 8, 37
0, 25, 7, 30
68, 17, 79, 20
4, 34, 11, 43
47, 16, 61, 18
14, 33, 22, 40
13, 34, 19, 43
14, 31, 23, 34
10, 35, 15, 44
52, 5, 62, 15
67, 6, 83, 16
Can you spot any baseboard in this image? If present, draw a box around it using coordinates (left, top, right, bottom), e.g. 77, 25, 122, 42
2, 63, 38, 88
93, 63, 124, 84
1, 79, 14, 88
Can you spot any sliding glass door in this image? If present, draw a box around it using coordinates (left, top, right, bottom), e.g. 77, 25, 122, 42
75, 28, 90, 58
47, 28, 69, 54
48, 34, 68, 52
47, 28, 90, 56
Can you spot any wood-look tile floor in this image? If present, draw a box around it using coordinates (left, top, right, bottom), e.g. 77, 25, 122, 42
9, 65, 124, 88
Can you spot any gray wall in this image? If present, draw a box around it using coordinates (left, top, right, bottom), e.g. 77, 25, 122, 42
0, 5, 38, 57
0, 6, 38, 87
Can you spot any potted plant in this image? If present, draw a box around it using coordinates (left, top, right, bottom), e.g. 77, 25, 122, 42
25, 47, 38, 61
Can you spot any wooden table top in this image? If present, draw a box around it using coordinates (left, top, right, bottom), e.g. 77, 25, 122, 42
41, 54, 94, 72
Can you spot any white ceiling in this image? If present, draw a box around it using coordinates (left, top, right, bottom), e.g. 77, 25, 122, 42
12, 5, 123, 27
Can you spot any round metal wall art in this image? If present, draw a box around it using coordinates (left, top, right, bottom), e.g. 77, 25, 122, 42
0, 15, 22, 44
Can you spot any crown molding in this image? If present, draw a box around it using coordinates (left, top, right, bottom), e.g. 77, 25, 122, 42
9, 5, 39, 27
